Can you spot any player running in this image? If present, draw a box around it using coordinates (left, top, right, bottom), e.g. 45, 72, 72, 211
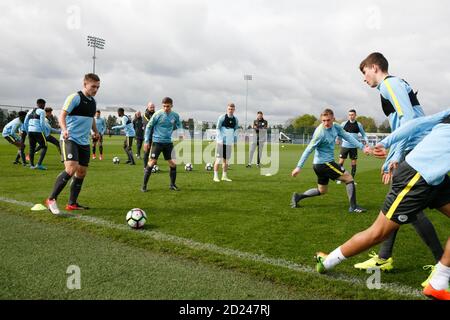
141, 97, 182, 192
291, 108, 370, 213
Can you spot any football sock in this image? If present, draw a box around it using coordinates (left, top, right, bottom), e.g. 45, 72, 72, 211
351, 165, 357, 178
430, 262, 450, 290
20, 148, 26, 163
15, 152, 20, 162
214, 171, 219, 179
300, 188, 321, 199
69, 177, 84, 205
143, 151, 150, 168
143, 166, 153, 187
412, 211, 444, 262
92, 146, 96, 154
324, 247, 346, 270
346, 181, 357, 208
50, 171, 72, 200
37, 146, 47, 165
378, 230, 398, 260
99, 145, 103, 155
170, 166, 177, 185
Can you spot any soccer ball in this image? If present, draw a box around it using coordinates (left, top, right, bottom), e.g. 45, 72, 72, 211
185, 163, 193, 171
113, 156, 120, 164
151, 165, 160, 173
126, 208, 147, 229
205, 163, 213, 171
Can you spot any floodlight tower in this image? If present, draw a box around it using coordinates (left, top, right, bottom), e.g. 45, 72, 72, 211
244, 74, 252, 131
87, 36, 105, 73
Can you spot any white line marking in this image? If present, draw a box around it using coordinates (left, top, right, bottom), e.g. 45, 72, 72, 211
0, 197, 423, 298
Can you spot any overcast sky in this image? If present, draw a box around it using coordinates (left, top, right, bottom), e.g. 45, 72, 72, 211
1, 0, 450, 125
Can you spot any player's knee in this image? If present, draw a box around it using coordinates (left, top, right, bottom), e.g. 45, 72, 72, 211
438, 203, 450, 218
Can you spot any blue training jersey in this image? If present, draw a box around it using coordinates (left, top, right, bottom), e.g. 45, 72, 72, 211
112, 115, 135, 137
2, 117, 22, 139
24, 108, 46, 133
340, 120, 369, 148
296, 123, 364, 168
377, 76, 425, 171
144, 109, 182, 144
61, 92, 97, 145
216, 114, 239, 145
380, 109, 450, 185
95, 117, 106, 135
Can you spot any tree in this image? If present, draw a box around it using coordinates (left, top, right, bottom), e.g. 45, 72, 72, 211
356, 116, 377, 132
292, 114, 317, 129
202, 122, 209, 131
7, 111, 18, 122
377, 119, 391, 133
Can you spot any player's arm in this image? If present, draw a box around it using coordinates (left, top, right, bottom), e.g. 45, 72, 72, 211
100, 119, 106, 135
59, 110, 69, 139
337, 126, 364, 150
292, 127, 323, 176
216, 115, 224, 143
358, 123, 369, 145
112, 117, 126, 130
144, 113, 157, 145
39, 110, 46, 132
60, 93, 80, 139
91, 117, 99, 140
23, 112, 30, 133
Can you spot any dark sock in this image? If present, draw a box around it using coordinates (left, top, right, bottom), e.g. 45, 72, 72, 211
143, 166, 153, 188
20, 149, 26, 163
99, 146, 103, 155
69, 177, 84, 205
29, 147, 35, 166
378, 230, 398, 260
143, 151, 150, 168
35, 145, 42, 153
351, 165, 357, 178
346, 181, 357, 208
15, 152, 20, 162
128, 150, 135, 164
92, 146, 96, 154
300, 188, 321, 199
50, 171, 72, 200
37, 146, 47, 165
170, 166, 177, 186
412, 211, 444, 262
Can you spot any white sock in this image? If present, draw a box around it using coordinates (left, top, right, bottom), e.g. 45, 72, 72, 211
214, 171, 219, 179
222, 171, 228, 178
430, 262, 450, 290
323, 247, 347, 270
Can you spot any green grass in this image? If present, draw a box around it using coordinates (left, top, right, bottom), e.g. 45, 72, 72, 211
0, 136, 448, 299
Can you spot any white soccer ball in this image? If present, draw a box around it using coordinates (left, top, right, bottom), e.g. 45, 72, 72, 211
185, 163, 193, 171
126, 208, 147, 229
113, 156, 120, 164
151, 165, 160, 173
205, 163, 213, 171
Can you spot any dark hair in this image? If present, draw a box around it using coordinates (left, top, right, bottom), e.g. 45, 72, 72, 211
44, 107, 53, 113
228, 103, 236, 108
84, 73, 100, 82
96, 110, 101, 113
348, 109, 356, 114
359, 52, 389, 73
36, 98, 46, 105
118, 107, 125, 114
257, 111, 263, 114
162, 97, 173, 104
18, 111, 27, 120
320, 108, 334, 117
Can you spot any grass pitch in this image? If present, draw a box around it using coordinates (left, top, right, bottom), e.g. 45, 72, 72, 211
0, 136, 448, 299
